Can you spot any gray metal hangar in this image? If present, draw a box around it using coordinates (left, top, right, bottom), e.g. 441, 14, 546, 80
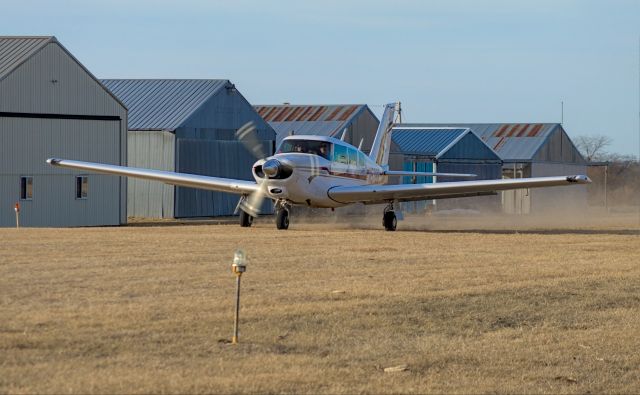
101, 79, 275, 218
416, 123, 587, 214
0, 36, 127, 227
388, 126, 503, 212
254, 104, 379, 151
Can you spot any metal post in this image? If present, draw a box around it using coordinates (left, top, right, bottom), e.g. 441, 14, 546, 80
513, 163, 518, 214
14, 202, 20, 229
232, 273, 241, 344
231, 249, 247, 344
604, 164, 608, 211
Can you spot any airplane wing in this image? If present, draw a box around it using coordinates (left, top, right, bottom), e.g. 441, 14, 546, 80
383, 170, 476, 178
47, 158, 259, 195
327, 175, 591, 205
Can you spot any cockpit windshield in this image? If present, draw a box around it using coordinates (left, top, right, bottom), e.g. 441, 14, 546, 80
278, 139, 332, 160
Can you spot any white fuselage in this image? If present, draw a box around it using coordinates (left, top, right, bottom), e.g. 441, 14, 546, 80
252, 136, 386, 208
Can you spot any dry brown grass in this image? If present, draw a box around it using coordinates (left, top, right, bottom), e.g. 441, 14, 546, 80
1, 220, 639, 394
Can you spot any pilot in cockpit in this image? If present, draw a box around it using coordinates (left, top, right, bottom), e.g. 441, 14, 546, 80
318, 143, 329, 159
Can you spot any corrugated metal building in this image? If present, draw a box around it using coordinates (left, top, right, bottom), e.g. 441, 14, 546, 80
254, 104, 379, 150
390, 127, 503, 212
102, 79, 275, 218
0, 36, 127, 227
412, 123, 587, 213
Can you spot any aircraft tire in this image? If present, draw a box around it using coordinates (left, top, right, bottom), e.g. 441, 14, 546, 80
276, 209, 289, 230
383, 211, 397, 231
240, 210, 253, 227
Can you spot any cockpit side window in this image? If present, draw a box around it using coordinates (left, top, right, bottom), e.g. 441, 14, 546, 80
347, 148, 357, 166
333, 144, 348, 164
357, 151, 366, 167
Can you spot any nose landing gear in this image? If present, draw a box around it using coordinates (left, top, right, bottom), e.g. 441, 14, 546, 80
383, 202, 397, 231
275, 200, 291, 230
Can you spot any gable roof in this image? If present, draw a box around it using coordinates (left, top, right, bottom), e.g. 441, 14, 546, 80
0, 36, 126, 110
392, 128, 468, 157
0, 36, 52, 80
101, 79, 229, 131
254, 104, 374, 143
391, 127, 500, 161
403, 123, 560, 161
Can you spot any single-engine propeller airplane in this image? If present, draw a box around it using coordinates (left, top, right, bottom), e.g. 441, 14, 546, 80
47, 103, 591, 231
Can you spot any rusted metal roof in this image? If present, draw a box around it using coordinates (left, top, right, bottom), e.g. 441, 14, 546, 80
254, 104, 373, 144
0, 36, 53, 81
401, 123, 561, 162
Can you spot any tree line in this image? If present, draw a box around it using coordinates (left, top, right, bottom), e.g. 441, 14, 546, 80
575, 135, 639, 208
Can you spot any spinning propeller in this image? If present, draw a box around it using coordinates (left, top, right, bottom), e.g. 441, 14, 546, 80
234, 121, 325, 216
234, 121, 269, 217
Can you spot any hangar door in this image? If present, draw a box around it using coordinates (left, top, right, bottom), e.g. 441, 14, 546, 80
0, 115, 123, 227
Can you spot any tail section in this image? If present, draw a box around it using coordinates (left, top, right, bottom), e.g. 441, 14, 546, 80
369, 102, 397, 167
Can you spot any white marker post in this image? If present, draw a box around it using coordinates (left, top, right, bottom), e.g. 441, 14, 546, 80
14, 202, 20, 229
231, 249, 248, 344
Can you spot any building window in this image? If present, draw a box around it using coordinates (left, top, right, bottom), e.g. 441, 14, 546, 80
76, 176, 88, 199
20, 177, 33, 200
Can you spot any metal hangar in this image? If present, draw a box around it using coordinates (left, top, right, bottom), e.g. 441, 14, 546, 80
415, 123, 587, 214
101, 79, 275, 218
0, 36, 127, 227
389, 126, 503, 212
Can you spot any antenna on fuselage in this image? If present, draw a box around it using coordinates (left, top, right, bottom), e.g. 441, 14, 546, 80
357, 138, 364, 151
340, 128, 347, 142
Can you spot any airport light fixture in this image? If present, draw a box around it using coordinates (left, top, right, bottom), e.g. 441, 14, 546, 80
231, 249, 247, 344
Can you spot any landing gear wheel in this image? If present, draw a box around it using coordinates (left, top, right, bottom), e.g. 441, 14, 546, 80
240, 210, 253, 227
276, 208, 290, 230
383, 211, 397, 231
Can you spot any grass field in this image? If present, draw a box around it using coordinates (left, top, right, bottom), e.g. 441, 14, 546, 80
1, 218, 639, 394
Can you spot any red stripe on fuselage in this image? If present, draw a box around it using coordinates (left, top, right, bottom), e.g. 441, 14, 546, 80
327, 171, 368, 181
296, 166, 369, 181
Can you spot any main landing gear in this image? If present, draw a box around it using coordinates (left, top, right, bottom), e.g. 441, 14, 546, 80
382, 202, 397, 231
239, 210, 253, 227
237, 194, 255, 227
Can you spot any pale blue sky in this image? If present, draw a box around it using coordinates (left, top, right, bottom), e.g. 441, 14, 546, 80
3, 0, 639, 156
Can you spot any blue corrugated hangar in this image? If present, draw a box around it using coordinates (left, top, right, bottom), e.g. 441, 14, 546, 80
0, 36, 127, 227
101, 79, 275, 218
254, 104, 379, 150
415, 123, 587, 214
389, 126, 503, 212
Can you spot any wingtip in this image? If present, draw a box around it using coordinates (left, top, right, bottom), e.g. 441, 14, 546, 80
567, 175, 591, 184
46, 158, 60, 166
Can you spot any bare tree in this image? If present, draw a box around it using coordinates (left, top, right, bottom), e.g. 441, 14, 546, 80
574, 134, 613, 162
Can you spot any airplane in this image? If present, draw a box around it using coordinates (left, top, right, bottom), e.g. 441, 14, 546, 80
47, 103, 591, 231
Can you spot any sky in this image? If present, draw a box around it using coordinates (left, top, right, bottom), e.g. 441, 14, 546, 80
2, 0, 639, 156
